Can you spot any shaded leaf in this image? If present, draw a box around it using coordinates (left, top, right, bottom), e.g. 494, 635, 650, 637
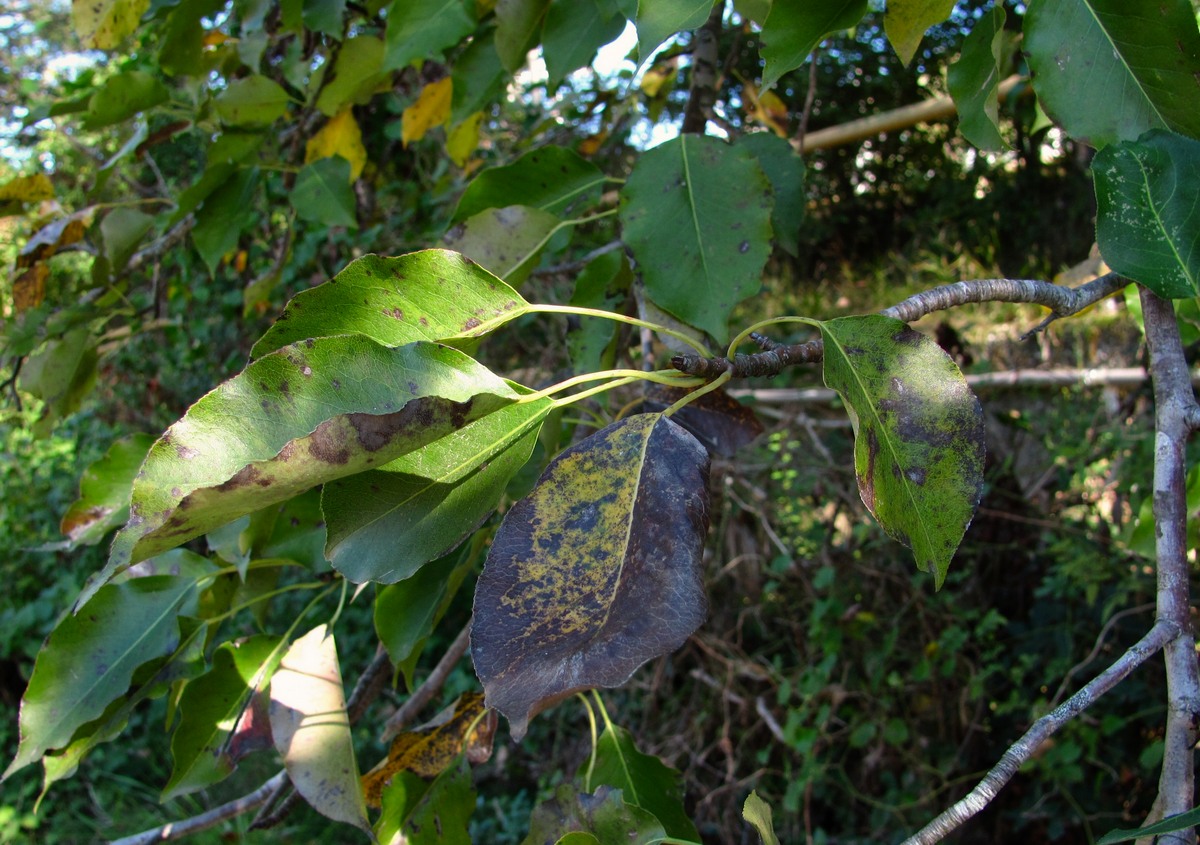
452, 145, 605, 223
818, 316, 985, 587
743, 791, 780, 845
635, 0, 715, 64
83, 71, 167, 130
99, 207, 155, 271
523, 785, 666, 845
883, 0, 955, 66
443, 205, 561, 285
89, 338, 518, 606
306, 109, 368, 181
193, 167, 259, 274
1094, 130, 1200, 298
450, 32, 508, 124
760, 0, 868, 90
290, 157, 358, 228
568, 250, 632, 375
363, 692, 495, 806
947, 4, 1010, 151
620, 134, 771, 342
496, 0, 552, 72
163, 635, 283, 799
402, 77, 453, 146
585, 723, 697, 840
303, 0, 346, 36
376, 755, 475, 845
735, 132, 805, 257
72, 0, 149, 48
472, 413, 710, 740
19, 327, 99, 438
1097, 807, 1200, 844
316, 36, 387, 116
159, 0, 224, 76
324, 396, 552, 583
639, 385, 762, 457
60, 433, 155, 547
543, 0, 626, 88
384, 0, 476, 71
1024, 0, 1200, 148
251, 250, 531, 358
270, 625, 370, 834
4, 575, 200, 779
446, 111, 485, 166
215, 76, 290, 128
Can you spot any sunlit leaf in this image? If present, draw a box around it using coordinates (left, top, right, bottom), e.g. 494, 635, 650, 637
0, 173, 54, 205
290, 157, 358, 228
543, 0, 626, 88
585, 723, 697, 840
620, 134, 772, 342
818, 315, 985, 587
743, 791, 780, 845
1024, 0, 1200, 147
452, 145, 605, 223
270, 625, 370, 834
60, 434, 155, 547
524, 785, 666, 845
635, 0, 714, 63
1094, 130, 1200, 298
251, 250, 531, 358
4, 576, 200, 779
215, 76, 290, 128
443, 205, 561, 285
306, 109, 368, 181
72, 0, 149, 49
376, 756, 476, 845
403, 77, 453, 146
472, 413, 710, 740
495, 0, 552, 71
324, 397, 552, 583
446, 111, 485, 166
947, 4, 1010, 151
759, 0, 868, 90
86, 339, 519, 607
384, 0, 476, 71
883, 0, 955, 66
316, 36, 387, 116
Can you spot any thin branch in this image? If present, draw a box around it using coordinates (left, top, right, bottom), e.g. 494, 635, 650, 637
533, 241, 624, 276
902, 619, 1177, 845
796, 50, 819, 149
382, 621, 473, 741
1049, 603, 1156, 708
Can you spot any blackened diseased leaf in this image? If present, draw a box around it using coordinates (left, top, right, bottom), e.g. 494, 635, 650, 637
640, 385, 764, 457
819, 315, 985, 587
523, 784, 666, 845
472, 413, 710, 740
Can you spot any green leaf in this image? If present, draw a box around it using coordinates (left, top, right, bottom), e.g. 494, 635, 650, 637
87, 339, 519, 606
376, 756, 475, 845
71, 0, 149, 49
159, 0, 225, 76
759, 0, 868, 90
1098, 807, 1200, 844
495, 0, 552, 72
443, 205, 562, 285
947, 4, 1009, 151
269, 625, 371, 834
450, 31, 508, 124
735, 132, 805, 257
163, 635, 283, 799
585, 723, 698, 840
568, 250, 631, 375
252, 250, 531, 358
316, 36, 387, 116
883, 0, 955, 66
215, 76, 290, 128
452, 145, 606, 223
1024, 0, 1200, 148
4, 575, 200, 779
60, 433, 155, 547
818, 315, 985, 587
742, 791, 780, 845
18, 327, 99, 437
81, 71, 168, 130
620, 134, 772, 342
384, 0, 476, 71
472, 413, 710, 740
99, 207, 155, 271
523, 785, 666, 845
324, 397, 552, 583
303, 0, 346, 36
543, 0, 626, 88
289, 157, 358, 228
192, 167, 259, 274
635, 0, 715, 63
1094, 130, 1200, 298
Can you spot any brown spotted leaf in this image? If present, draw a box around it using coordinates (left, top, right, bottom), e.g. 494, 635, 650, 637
60, 433, 155, 547
472, 413, 710, 740
818, 315, 985, 587
362, 691, 496, 807
251, 249, 531, 358
83, 338, 518, 609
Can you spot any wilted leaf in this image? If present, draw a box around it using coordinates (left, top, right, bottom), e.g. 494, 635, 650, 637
215, 76, 290, 128
163, 635, 283, 799
585, 723, 697, 840
60, 434, 155, 547
818, 315, 985, 587
639, 385, 762, 457
442, 205, 561, 285
324, 396, 552, 583
1024, 0, 1200, 147
72, 0, 149, 48
759, 0, 868, 90
363, 692, 495, 806
884, 0, 955, 66
4, 576, 200, 779
403, 77, 453, 147
735, 132, 805, 257
446, 111, 485, 166
495, 0, 551, 71
87, 338, 518, 607
542, 0, 626, 88
306, 109, 368, 181
620, 134, 772, 342
451, 145, 605, 224
0, 173, 54, 204
635, 0, 714, 64
472, 413, 710, 740
524, 785, 666, 845
316, 36, 387, 116
270, 625, 370, 834
251, 250, 531, 358
376, 756, 475, 845
743, 791, 780, 845
290, 157, 358, 228
384, 0, 476, 71
1094, 130, 1200, 298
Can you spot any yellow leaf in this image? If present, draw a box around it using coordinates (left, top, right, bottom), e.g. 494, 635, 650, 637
13, 264, 48, 312
401, 78, 452, 148
743, 81, 789, 137
202, 31, 228, 47
72, 0, 149, 49
640, 60, 677, 98
305, 109, 368, 181
578, 131, 608, 157
446, 111, 485, 167
0, 174, 54, 204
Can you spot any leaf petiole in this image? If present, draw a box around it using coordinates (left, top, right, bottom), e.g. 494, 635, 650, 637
725, 315, 820, 358
528, 304, 712, 356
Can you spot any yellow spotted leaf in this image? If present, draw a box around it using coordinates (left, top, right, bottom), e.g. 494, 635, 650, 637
306, 109, 368, 181
362, 692, 496, 806
13, 264, 49, 312
72, 0, 149, 49
472, 413, 711, 740
0, 174, 54, 204
401, 77, 452, 147
446, 111, 485, 167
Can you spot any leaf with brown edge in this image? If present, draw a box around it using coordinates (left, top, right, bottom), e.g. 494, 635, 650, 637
818, 315, 985, 588
638, 385, 763, 457
81, 338, 518, 610
471, 412, 710, 740
60, 434, 155, 547
362, 691, 496, 807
